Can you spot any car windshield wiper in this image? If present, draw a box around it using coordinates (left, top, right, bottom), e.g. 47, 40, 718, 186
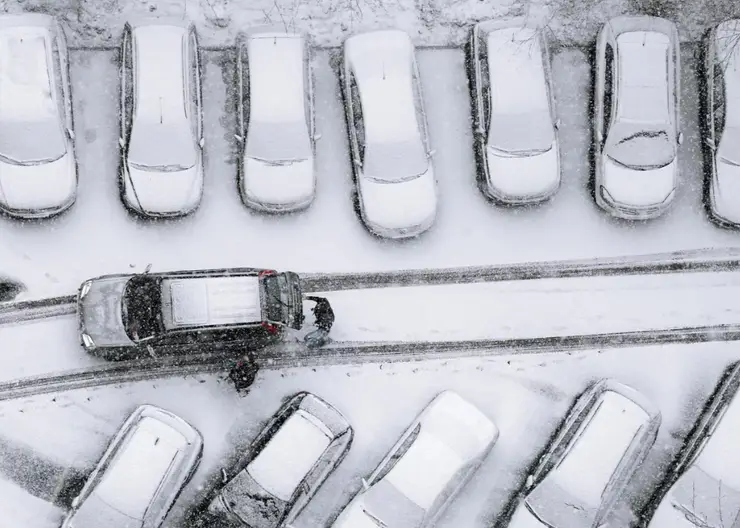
362, 508, 388, 527
671, 502, 715, 528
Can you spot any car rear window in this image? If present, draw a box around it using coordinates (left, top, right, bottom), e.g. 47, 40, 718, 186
247, 410, 330, 501
95, 417, 183, 519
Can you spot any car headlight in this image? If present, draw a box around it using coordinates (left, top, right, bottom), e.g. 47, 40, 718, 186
81, 333, 95, 349
79, 280, 92, 299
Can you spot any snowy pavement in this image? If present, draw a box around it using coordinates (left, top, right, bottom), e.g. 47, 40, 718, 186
2, 271, 739, 384
0, 46, 737, 301
1, 343, 739, 527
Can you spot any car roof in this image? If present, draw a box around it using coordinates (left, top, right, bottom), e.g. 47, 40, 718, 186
246, 32, 305, 123
486, 26, 550, 114
161, 275, 262, 329
247, 409, 331, 501
95, 416, 186, 519
616, 31, 670, 124
549, 389, 649, 507
344, 30, 420, 143
131, 24, 188, 123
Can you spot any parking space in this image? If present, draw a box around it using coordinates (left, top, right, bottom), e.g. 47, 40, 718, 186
0, 45, 735, 299
1, 342, 739, 527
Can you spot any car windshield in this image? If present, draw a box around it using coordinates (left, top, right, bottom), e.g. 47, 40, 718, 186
363, 479, 426, 527
669, 466, 740, 528
122, 276, 164, 341
487, 111, 554, 156
0, 31, 66, 165
262, 274, 288, 323
606, 125, 676, 170
128, 119, 197, 172
363, 139, 428, 183
245, 120, 311, 163
220, 470, 284, 527
719, 126, 740, 166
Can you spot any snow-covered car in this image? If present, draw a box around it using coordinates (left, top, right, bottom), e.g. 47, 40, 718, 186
203, 392, 353, 527
332, 391, 497, 528
235, 28, 317, 213
642, 361, 740, 528
467, 18, 560, 204
341, 29, 438, 239
701, 19, 740, 227
0, 14, 77, 218
504, 379, 661, 528
61, 404, 203, 528
118, 18, 204, 217
77, 267, 303, 360
593, 16, 682, 220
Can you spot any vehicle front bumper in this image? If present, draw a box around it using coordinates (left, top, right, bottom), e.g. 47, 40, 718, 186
597, 185, 674, 220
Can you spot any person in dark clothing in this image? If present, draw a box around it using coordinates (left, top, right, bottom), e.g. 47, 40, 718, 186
228, 354, 259, 394
304, 296, 334, 348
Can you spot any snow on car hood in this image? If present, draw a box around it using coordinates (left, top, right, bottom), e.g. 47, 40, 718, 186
79, 277, 133, 347
242, 156, 314, 206
486, 145, 559, 199
359, 170, 436, 231
332, 497, 383, 528
602, 157, 675, 206
124, 163, 202, 215
507, 503, 547, 528
713, 160, 740, 224
0, 151, 75, 211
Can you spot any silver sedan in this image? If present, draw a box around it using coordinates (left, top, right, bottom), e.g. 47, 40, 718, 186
0, 14, 77, 218
119, 18, 204, 217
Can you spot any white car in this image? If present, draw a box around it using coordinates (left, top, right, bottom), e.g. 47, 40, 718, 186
62, 404, 203, 528
702, 19, 740, 227
468, 18, 560, 204
119, 18, 204, 217
0, 14, 77, 218
594, 16, 682, 220
236, 28, 317, 213
506, 379, 661, 528
644, 362, 740, 528
332, 391, 497, 528
341, 29, 438, 239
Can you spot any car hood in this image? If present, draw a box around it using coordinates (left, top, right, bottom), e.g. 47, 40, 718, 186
507, 504, 547, 528
359, 171, 437, 231
333, 496, 381, 528
0, 151, 76, 211
602, 157, 675, 206
486, 144, 559, 199
124, 162, 202, 215
713, 160, 740, 224
79, 277, 133, 347
242, 156, 315, 206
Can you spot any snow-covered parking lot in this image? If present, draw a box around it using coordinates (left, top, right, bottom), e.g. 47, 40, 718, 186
2, 342, 740, 528
1, 44, 738, 299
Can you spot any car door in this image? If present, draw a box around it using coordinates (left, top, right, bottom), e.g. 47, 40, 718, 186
120, 25, 134, 153
470, 26, 487, 142
600, 41, 615, 155
305, 38, 317, 147
411, 57, 432, 158
347, 72, 365, 179
710, 55, 726, 162
52, 22, 75, 147
188, 29, 204, 151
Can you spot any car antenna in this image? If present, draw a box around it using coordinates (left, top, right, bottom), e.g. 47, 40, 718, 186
382, 61, 386, 80
159, 97, 164, 124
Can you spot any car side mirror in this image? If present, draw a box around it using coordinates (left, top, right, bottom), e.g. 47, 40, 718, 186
677, 131, 684, 145
118, 137, 125, 149
234, 134, 244, 143
475, 125, 485, 136
67, 128, 75, 141
554, 118, 561, 130
199, 137, 205, 149
705, 137, 716, 150
428, 149, 436, 159
355, 159, 363, 168
71, 496, 79, 508
361, 477, 370, 491
313, 133, 322, 141
596, 129, 603, 143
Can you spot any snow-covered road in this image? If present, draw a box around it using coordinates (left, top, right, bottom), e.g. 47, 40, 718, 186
1, 343, 738, 527
1, 271, 739, 384
0, 46, 736, 300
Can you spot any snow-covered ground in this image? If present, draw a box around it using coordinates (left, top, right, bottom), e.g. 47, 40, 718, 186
1, 46, 738, 300
0, 477, 62, 528
7, 0, 740, 48
2, 270, 739, 383
1, 343, 739, 527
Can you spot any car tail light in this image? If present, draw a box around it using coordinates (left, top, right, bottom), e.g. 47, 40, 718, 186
261, 321, 279, 335
258, 269, 276, 278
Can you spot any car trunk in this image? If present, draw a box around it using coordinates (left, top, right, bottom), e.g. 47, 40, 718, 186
260, 271, 304, 330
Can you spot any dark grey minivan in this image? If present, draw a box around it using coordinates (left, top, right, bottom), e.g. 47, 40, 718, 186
77, 267, 304, 360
